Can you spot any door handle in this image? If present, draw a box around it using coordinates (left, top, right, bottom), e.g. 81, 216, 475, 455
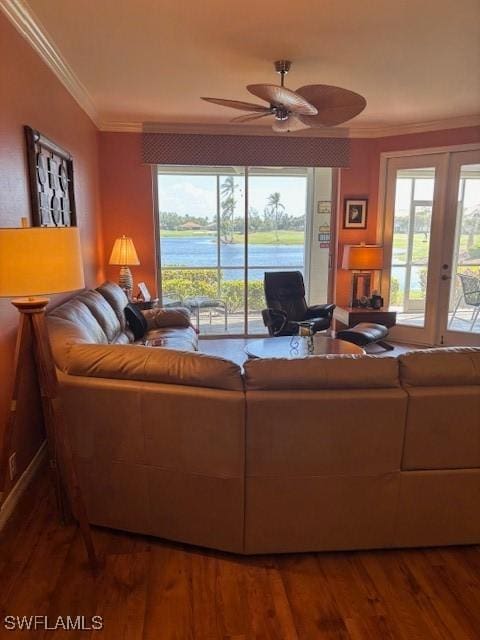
441, 274, 451, 281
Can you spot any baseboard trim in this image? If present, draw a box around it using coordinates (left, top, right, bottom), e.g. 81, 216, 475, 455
0, 441, 47, 531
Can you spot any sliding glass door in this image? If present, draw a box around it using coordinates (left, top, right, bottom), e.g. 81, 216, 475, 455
156, 165, 313, 336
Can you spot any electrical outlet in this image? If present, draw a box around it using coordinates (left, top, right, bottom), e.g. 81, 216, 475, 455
8, 452, 16, 481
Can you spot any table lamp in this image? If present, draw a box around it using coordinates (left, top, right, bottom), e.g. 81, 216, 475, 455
342, 243, 384, 307
108, 235, 140, 296
0, 226, 97, 571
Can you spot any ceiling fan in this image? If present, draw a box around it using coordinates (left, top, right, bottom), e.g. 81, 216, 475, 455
201, 60, 366, 132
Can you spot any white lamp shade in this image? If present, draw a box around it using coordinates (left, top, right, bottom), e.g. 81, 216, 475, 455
109, 235, 140, 266
0, 227, 85, 297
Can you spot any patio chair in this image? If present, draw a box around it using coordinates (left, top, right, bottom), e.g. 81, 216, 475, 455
449, 273, 480, 331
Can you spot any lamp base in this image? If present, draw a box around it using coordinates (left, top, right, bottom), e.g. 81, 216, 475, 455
1, 299, 98, 572
118, 266, 133, 294
350, 272, 372, 307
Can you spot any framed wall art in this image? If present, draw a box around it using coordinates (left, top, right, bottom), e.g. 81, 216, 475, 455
24, 126, 77, 227
343, 198, 368, 229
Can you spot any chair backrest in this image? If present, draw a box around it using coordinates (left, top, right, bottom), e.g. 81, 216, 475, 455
459, 274, 480, 306
264, 271, 308, 321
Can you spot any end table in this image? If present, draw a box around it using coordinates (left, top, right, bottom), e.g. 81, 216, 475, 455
334, 306, 397, 330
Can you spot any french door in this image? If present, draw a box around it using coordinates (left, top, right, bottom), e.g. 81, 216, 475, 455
438, 150, 480, 345
382, 147, 480, 346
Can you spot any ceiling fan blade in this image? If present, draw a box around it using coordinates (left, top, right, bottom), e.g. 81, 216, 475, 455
201, 97, 268, 112
272, 115, 309, 133
296, 85, 366, 126
247, 84, 317, 116
231, 111, 273, 123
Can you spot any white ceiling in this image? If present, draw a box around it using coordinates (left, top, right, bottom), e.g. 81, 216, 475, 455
11, 0, 480, 134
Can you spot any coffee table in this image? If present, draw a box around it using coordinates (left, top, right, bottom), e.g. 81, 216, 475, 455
244, 335, 365, 359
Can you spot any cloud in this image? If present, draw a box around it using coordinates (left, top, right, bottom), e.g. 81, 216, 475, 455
158, 178, 216, 218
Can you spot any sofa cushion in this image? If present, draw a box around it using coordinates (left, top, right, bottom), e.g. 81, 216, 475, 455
143, 307, 192, 329
77, 289, 123, 343
65, 343, 244, 391
125, 303, 148, 340
143, 326, 198, 351
47, 298, 108, 369
399, 347, 480, 387
96, 281, 133, 340
244, 354, 400, 390
401, 387, 480, 471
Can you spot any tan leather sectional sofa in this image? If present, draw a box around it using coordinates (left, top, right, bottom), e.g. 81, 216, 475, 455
47, 282, 480, 554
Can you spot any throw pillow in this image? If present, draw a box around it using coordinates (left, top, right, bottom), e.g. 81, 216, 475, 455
125, 303, 148, 340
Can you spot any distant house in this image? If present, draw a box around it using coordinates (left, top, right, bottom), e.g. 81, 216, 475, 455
179, 221, 203, 230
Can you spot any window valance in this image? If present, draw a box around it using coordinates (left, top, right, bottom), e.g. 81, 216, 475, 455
142, 132, 350, 168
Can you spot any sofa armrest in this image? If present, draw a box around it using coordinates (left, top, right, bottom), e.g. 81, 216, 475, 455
142, 306, 192, 330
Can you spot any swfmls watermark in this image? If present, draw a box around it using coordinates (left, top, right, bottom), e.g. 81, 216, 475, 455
3, 615, 103, 631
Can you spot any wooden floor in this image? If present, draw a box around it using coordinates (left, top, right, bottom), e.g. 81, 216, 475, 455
1, 469, 479, 639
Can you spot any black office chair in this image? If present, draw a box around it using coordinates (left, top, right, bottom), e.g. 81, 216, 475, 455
262, 271, 335, 336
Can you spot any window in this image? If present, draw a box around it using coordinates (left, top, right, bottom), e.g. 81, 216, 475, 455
156, 165, 315, 335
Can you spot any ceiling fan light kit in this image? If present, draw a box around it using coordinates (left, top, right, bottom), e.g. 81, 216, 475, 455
201, 60, 367, 133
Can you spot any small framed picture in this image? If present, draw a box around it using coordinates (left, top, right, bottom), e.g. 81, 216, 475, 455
137, 282, 151, 302
343, 199, 368, 229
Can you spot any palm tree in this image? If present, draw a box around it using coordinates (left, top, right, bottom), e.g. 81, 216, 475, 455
220, 177, 237, 243
266, 192, 285, 241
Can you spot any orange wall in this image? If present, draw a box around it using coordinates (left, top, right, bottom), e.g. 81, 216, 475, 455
0, 13, 104, 497
336, 126, 480, 305
99, 133, 156, 294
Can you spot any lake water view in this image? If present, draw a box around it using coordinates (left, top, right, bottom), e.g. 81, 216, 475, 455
160, 235, 304, 281
160, 235, 418, 293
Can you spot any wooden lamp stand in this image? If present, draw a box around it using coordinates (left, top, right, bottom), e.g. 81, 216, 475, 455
1, 297, 98, 572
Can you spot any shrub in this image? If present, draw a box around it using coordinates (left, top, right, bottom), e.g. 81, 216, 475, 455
161, 269, 217, 300
220, 280, 244, 313
220, 279, 265, 312
389, 277, 401, 305
418, 268, 428, 294
247, 280, 265, 311
161, 269, 265, 312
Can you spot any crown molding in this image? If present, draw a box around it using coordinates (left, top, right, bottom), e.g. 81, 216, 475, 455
98, 120, 144, 133
348, 114, 480, 138
0, 0, 100, 127
99, 114, 480, 138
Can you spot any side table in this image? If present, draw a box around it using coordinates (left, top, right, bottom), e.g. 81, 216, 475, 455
334, 306, 397, 330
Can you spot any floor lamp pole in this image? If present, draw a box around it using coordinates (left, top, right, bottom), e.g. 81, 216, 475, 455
1, 298, 98, 572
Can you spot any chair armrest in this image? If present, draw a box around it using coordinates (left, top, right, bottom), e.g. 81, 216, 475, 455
142, 306, 192, 330
305, 303, 336, 319
262, 308, 288, 336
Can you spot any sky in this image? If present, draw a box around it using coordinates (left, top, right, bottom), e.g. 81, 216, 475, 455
395, 175, 480, 215
157, 174, 308, 219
